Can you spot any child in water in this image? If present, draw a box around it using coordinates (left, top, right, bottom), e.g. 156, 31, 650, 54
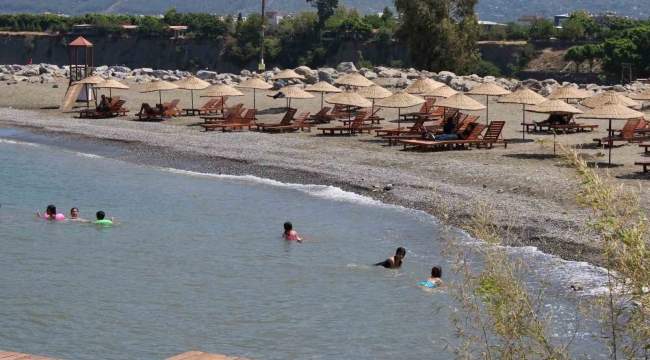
282, 221, 302, 242
420, 266, 443, 288
374, 247, 406, 269
69, 207, 92, 223
36, 205, 65, 221
93, 211, 115, 226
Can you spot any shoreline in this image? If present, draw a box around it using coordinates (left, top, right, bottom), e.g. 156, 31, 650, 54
0, 107, 606, 266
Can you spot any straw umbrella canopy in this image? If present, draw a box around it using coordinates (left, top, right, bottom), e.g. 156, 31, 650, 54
466, 82, 511, 124
527, 100, 583, 154
631, 89, 650, 108
140, 80, 179, 105
325, 90, 373, 124
270, 85, 314, 108
581, 90, 639, 109
334, 72, 374, 88
422, 85, 457, 99
547, 85, 591, 101
304, 81, 343, 109
375, 91, 426, 129
578, 102, 645, 165
236, 77, 273, 110
201, 84, 244, 113
404, 78, 444, 95
436, 93, 486, 111
74, 75, 105, 106
357, 84, 393, 108
93, 78, 129, 98
498, 89, 547, 140
175, 76, 210, 110
271, 69, 306, 80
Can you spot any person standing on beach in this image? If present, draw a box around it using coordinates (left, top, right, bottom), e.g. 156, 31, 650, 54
374, 247, 406, 269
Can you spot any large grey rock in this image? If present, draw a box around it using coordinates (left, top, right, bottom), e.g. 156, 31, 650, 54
521, 79, 542, 91
364, 71, 378, 80
196, 70, 217, 80
483, 76, 496, 83
273, 80, 287, 90
394, 78, 409, 89
16, 66, 40, 77
152, 69, 171, 79
541, 78, 558, 87
240, 69, 252, 77
162, 74, 180, 81
0, 74, 12, 81
538, 85, 554, 97
111, 72, 128, 80
263, 71, 275, 81
379, 69, 401, 78
449, 78, 472, 92
141, 68, 154, 74
406, 71, 421, 79
13, 75, 28, 82
175, 70, 191, 78
294, 66, 312, 76
109, 66, 131, 74
40, 74, 54, 83
305, 72, 318, 85
94, 65, 108, 73
436, 71, 457, 84
373, 66, 388, 73
318, 68, 336, 84
613, 84, 626, 92
336, 62, 357, 73
468, 74, 481, 82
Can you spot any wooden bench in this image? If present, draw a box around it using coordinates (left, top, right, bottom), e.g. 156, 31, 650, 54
635, 161, 650, 173
639, 144, 650, 153
550, 123, 599, 132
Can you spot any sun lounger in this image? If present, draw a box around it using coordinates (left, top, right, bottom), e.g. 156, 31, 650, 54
400, 99, 436, 121
209, 97, 229, 113
78, 96, 121, 118
594, 118, 645, 147
82, 99, 129, 119
264, 112, 312, 133
200, 109, 257, 132
401, 123, 488, 151
182, 98, 218, 116
318, 111, 381, 135
200, 104, 244, 123
162, 99, 181, 117
307, 107, 332, 123
255, 108, 298, 132
635, 161, 650, 173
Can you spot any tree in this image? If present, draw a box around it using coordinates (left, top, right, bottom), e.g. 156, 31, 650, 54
528, 19, 556, 40
570, 10, 602, 40
559, 18, 584, 41
306, 0, 339, 26
505, 22, 528, 40
163, 8, 182, 25
564, 46, 586, 71
394, 0, 482, 74
582, 43, 604, 72
381, 6, 394, 22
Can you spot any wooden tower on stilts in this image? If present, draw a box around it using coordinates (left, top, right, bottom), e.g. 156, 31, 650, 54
61, 36, 95, 110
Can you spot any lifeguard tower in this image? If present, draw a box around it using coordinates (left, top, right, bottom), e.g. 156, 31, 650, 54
61, 36, 96, 110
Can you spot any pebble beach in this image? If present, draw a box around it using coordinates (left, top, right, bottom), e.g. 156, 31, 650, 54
2, 75, 650, 266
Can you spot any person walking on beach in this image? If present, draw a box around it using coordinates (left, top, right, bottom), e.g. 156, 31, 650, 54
37, 205, 66, 221
419, 266, 443, 288
283, 221, 302, 242
374, 247, 406, 269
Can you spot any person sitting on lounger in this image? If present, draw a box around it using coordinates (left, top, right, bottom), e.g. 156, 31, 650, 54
282, 221, 302, 242
374, 247, 406, 269
138, 103, 164, 116
97, 95, 110, 111
535, 114, 571, 126
273, 91, 286, 99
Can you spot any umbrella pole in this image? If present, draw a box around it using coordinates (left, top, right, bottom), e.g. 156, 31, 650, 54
159, 91, 162, 106
110, 88, 112, 98
253, 89, 256, 110
321, 93, 324, 109
486, 95, 489, 124
398, 108, 401, 130
608, 118, 612, 165
553, 131, 556, 154
191, 90, 194, 110
522, 104, 526, 140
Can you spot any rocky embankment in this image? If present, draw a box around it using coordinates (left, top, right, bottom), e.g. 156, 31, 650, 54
1, 62, 648, 101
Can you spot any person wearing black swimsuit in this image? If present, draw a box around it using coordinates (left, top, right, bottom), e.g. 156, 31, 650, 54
374, 247, 406, 269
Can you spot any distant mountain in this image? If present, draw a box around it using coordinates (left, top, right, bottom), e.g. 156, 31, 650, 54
0, 0, 647, 22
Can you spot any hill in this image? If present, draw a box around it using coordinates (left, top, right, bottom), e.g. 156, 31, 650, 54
0, 0, 647, 22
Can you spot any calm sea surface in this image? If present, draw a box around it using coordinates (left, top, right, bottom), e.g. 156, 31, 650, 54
0, 130, 608, 359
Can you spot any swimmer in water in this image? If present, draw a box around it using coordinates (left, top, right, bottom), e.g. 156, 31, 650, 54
374, 247, 406, 269
420, 265, 443, 288
282, 221, 302, 242
93, 211, 115, 226
36, 205, 66, 221
69, 207, 92, 223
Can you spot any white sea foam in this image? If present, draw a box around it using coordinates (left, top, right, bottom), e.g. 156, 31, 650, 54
0, 138, 40, 146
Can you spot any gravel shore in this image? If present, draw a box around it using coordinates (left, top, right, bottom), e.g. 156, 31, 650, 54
2, 79, 650, 266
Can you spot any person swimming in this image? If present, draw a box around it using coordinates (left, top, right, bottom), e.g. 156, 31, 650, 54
37, 205, 65, 221
420, 265, 443, 288
69, 207, 92, 223
282, 221, 302, 242
374, 247, 406, 269
93, 211, 114, 226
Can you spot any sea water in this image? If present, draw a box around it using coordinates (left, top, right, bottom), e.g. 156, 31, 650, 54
0, 130, 608, 359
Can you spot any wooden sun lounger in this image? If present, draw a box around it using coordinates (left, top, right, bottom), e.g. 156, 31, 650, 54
162, 99, 181, 117
594, 119, 645, 147
78, 96, 121, 118
208, 96, 229, 113
401, 123, 488, 151
200, 104, 244, 123
264, 112, 312, 133
307, 107, 332, 123
256, 108, 298, 132
400, 99, 436, 120
318, 111, 381, 135
201, 109, 257, 132
182, 98, 217, 116
635, 161, 650, 173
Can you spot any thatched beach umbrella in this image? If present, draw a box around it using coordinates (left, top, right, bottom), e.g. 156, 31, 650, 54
547, 85, 591, 101
436, 93, 486, 111
631, 89, 650, 109
375, 91, 426, 129
578, 102, 645, 165
271, 69, 306, 81
175, 76, 210, 110
74, 75, 105, 106
140, 80, 179, 105
304, 81, 343, 109
94, 78, 129, 98
404, 78, 444, 95
498, 89, 547, 140
270, 85, 314, 108
201, 84, 244, 113
334, 72, 374, 88
581, 91, 638, 109
422, 85, 457, 99
237, 77, 273, 110
527, 100, 583, 153
357, 84, 392, 108
466, 82, 511, 124
325, 90, 372, 125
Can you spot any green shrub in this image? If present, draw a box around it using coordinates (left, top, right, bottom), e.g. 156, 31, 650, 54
476, 60, 501, 77
389, 59, 403, 68
356, 60, 373, 69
